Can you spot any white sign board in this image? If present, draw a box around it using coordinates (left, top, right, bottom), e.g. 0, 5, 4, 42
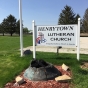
32, 18, 80, 60
36, 25, 77, 46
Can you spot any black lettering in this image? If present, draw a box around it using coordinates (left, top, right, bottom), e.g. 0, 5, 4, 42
52, 27, 55, 31
46, 27, 56, 31
38, 27, 45, 31
68, 38, 71, 41
67, 33, 74, 36
63, 33, 66, 36
46, 27, 50, 31
48, 33, 52, 36
50, 38, 53, 41
70, 26, 74, 30
70, 33, 74, 36
62, 26, 68, 30
60, 38, 64, 41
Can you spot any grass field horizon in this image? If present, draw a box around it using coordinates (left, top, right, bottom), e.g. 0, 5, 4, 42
0, 35, 88, 88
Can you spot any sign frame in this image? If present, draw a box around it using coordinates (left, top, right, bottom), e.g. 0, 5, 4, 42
35, 25, 77, 46
32, 18, 80, 60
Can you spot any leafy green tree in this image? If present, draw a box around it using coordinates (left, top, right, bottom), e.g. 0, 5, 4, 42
0, 23, 1, 33
2, 14, 16, 36
16, 20, 24, 35
82, 8, 88, 33
0, 18, 8, 36
16, 20, 20, 35
7, 14, 17, 36
23, 27, 29, 34
0, 23, 4, 35
75, 14, 80, 24
58, 5, 80, 24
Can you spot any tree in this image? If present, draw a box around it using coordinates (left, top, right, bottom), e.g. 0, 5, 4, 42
82, 8, 88, 33
23, 27, 29, 34
0, 23, 1, 33
58, 5, 80, 24
0, 23, 4, 36
74, 14, 80, 24
16, 20, 24, 35
0, 18, 8, 36
6, 14, 17, 36
16, 20, 20, 35
2, 14, 16, 36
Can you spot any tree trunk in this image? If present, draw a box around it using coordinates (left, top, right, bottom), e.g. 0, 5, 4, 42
11, 33, 12, 36
19, 33, 20, 36
3, 32, 4, 36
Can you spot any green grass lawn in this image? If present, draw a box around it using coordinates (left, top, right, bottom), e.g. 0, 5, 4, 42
0, 35, 88, 88
0, 35, 32, 51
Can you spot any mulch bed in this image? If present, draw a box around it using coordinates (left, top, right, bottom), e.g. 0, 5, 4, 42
5, 65, 72, 88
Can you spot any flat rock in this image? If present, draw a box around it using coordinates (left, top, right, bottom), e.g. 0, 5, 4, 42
15, 76, 24, 84
55, 74, 71, 82
62, 63, 69, 71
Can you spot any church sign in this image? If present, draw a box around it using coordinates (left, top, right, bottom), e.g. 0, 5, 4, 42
36, 25, 77, 46
32, 18, 80, 60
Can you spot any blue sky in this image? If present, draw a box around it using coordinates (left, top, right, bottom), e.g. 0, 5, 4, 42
0, 0, 88, 30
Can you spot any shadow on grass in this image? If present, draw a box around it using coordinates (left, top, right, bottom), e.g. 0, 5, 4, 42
55, 56, 71, 60
78, 69, 88, 75
80, 60, 88, 62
